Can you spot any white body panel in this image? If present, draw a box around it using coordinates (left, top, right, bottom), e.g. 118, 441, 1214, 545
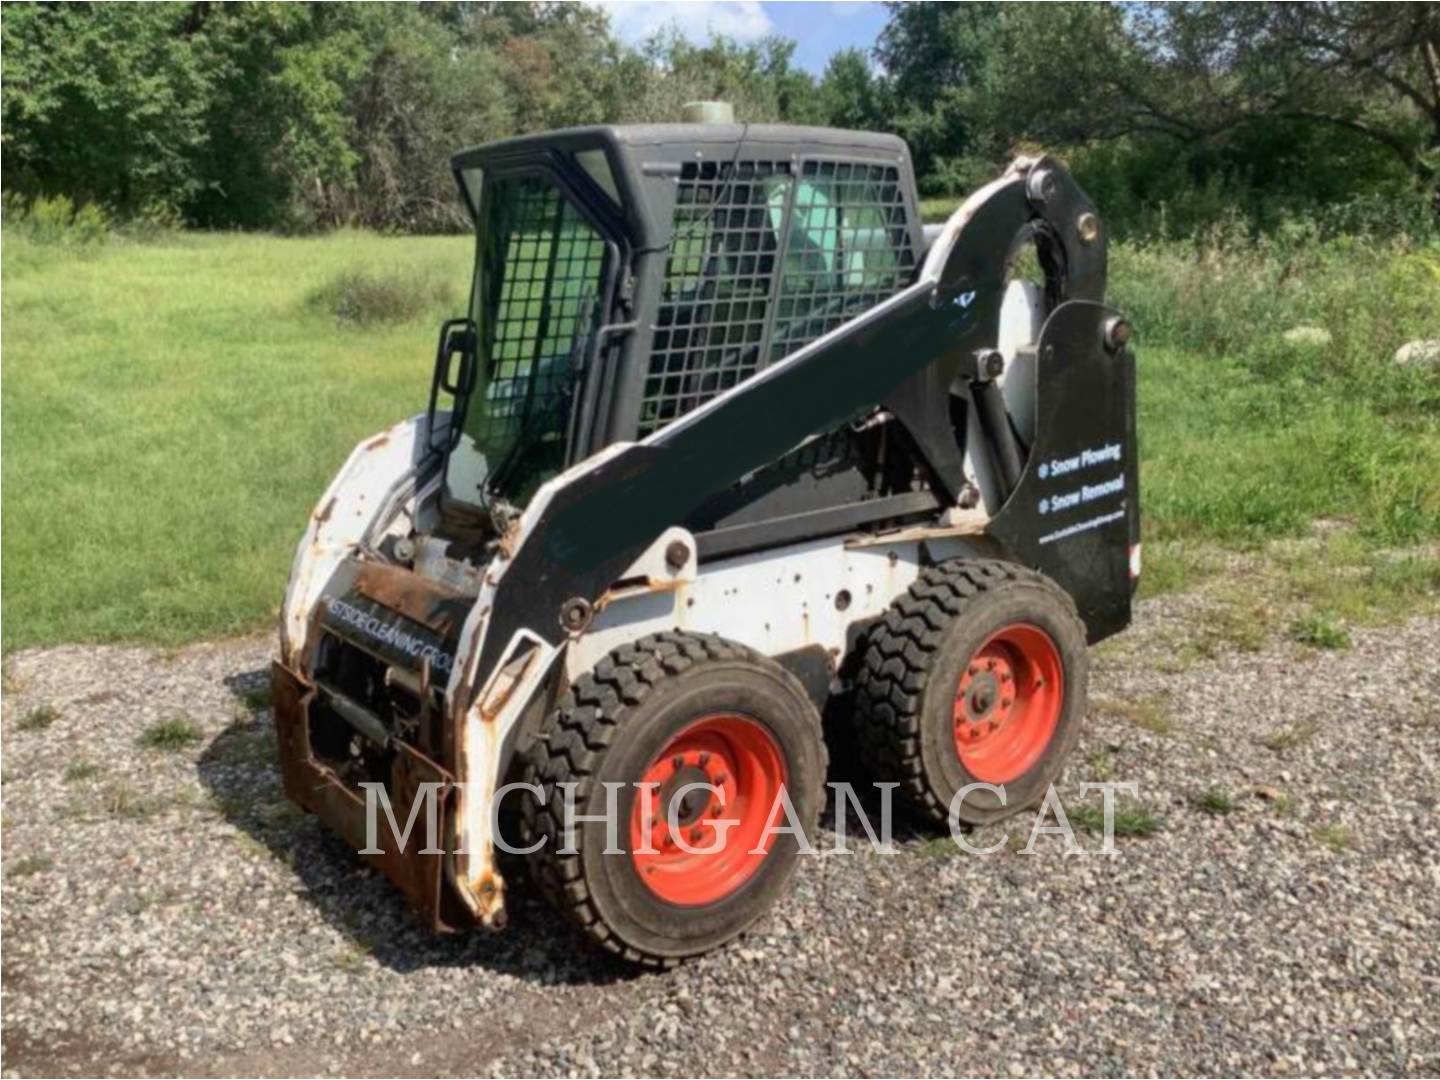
279, 415, 435, 667
566, 527, 988, 685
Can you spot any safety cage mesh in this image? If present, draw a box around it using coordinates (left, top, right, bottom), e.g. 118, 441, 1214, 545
770, 160, 915, 361
473, 175, 606, 456
637, 158, 916, 437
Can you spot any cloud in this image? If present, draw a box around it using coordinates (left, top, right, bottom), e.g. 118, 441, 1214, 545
587, 1, 775, 45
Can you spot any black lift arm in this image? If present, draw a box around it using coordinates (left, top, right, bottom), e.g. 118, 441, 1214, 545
461, 157, 1134, 700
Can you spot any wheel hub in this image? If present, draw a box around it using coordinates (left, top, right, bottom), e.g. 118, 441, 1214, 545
630, 715, 787, 907
951, 623, 1063, 783
659, 763, 715, 826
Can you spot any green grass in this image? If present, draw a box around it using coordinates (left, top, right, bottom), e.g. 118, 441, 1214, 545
1288, 612, 1353, 650
63, 760, 101, 782
1314, 822, 1353, 851
2, 229, 468, 650
16, 703, 58, 731
919, 197, 960, 225
137, 717, 201, 751
3, 220, 1438, 651
1067, 800, 1164, 838
1191, 788, 1236, 815
1118, 233, 1440, 554
6, 854, 54, 878
236, 683, 273, 713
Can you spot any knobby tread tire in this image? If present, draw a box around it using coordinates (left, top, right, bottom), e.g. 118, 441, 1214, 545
519, 630, 823, 969
853, 558, 1083, 825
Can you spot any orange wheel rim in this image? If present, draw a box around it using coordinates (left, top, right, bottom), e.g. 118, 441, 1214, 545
952, 623, 1063, 784
629, 714, 787, 907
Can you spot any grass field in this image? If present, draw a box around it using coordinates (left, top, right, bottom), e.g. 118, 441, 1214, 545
3, 222, 1438, 652
2, 230, 469, 650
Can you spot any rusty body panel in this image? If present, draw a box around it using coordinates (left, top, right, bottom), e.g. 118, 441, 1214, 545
271, 660, 468, 931
352, 559, 471, 640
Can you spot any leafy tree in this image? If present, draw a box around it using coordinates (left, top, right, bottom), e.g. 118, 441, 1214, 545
972, 2, 1439, 184
873, 1, 1439, 223
2, 3, 215, 218
874, 2, 1002, 180
613, 31, 818, 125
6, 0, 1431, 235
816, 48, 885, 132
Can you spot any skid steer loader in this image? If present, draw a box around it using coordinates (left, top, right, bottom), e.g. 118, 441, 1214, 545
274, 117, 1139, 966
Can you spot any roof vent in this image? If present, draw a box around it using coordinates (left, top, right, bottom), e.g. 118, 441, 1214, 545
681, 101, 735, 125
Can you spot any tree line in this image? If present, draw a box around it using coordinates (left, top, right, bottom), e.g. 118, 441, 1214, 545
3, 1, 1436, 237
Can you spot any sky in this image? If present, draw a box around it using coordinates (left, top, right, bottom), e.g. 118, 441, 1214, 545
586, 1, 890, 74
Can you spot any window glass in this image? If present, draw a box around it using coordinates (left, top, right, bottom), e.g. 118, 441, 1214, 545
444, 173, 607, 505
769, 161, 916, 363
575, 149, 621, 205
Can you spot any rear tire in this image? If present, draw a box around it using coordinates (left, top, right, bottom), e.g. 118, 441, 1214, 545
854, 559, 1087, 827
520, 631, 826, 967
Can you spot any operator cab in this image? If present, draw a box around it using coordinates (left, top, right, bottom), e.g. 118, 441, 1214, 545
432, 124, 927, 530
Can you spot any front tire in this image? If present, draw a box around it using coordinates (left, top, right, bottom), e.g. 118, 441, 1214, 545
854, 559, 1088, 827
520, 632, 826, 967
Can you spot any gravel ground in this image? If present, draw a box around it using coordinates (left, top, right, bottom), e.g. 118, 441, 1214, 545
2, 593, 1438, 1078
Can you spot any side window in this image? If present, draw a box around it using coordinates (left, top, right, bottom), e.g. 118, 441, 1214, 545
636, 156, 916, 439
770, 161, 916, 362
639, 160, 792, 437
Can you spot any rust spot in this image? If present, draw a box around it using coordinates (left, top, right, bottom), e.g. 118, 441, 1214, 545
491, 516, 524, 562
313, 496, 337, 526
362, 432, 391, 452
353, 560, 470, 638
271, 659, 469, 931
593, 575, 686, 614
478, 646, 539, 723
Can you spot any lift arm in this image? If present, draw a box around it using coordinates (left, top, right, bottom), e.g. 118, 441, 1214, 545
459, 156, 1113, 697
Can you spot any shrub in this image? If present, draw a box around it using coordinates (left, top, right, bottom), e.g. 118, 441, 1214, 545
2, 193, 110, 246
305, 268, 456, 327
